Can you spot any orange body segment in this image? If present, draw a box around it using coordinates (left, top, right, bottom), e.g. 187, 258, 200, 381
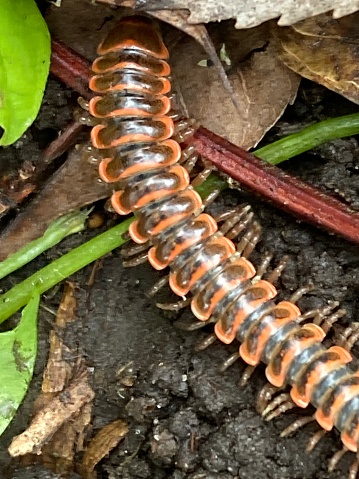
265, 324, 326, 388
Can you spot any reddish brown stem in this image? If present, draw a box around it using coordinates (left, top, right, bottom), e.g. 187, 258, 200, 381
188, 128, 359, 244
43, 120, 85, 162
49, 40, 359, 244
51, 39, 92, 100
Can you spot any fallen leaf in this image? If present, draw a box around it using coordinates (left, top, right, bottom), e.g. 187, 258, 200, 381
273, 12, 359, 104
98, 0, 359, 28
0, 144, 113, 261
80, 419, 129, 479
170, 24, 300, 148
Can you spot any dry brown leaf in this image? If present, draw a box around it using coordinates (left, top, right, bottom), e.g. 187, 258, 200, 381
273, 12, 359, 104
150, 10, 242, 113
42, 282, 77, 394
97, 0, 359, 28
80, 419, 129, 479
0, 145, 113, 261
8, 371, 94, 457
170, 26, 300, 148
46, 0, 118, 58
40, 403, 92, 476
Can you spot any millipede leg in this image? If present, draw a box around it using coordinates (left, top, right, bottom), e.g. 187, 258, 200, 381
239, 365, 256, 386
119, 238, 149, 266
156, 297, 191, 311
257, 383, 282, 413
298, 301, 339, 326
319, 308, 346, 334
195, 333, 217, 351
202, 188, 222, 207
280, 416, 315, 438
240, 222, 262, 259
77, 97, 89, 111
218, 206, 254, 240
219, 352, 240, 372
349, 457, 359, 479
180, 146, 199, 173
78, 143, 102, 166
228, 213, 256, 241
253, 252, 273, 282
261, 393, 295, 421
289, 284, 315, 303
175, 317, 215, 331
122, 242, 151, 258
74, 108, 98, 126
214, 206, 246, 223
191, 166, 214, 187
173, 118, 197, 143
265, 255, 289, 284
146, 275, 169, 297
122, 253, 150, 267
306, 428, 327, 452
328, 447, 349, 472
338, 322, 359, 351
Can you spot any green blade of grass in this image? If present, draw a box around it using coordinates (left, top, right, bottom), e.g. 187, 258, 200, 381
0, 210, 90, 281
254, 113, 359, 165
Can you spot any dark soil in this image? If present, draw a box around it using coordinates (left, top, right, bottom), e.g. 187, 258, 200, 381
1, 15, 359, 479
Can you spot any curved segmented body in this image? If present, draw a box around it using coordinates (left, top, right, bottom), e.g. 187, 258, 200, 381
89, 16, 359, 461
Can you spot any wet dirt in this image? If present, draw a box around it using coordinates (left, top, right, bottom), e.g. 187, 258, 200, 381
1, 12, 359, 479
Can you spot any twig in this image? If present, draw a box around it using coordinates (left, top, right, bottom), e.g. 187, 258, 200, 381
43, 120, 85, 162
187, 127, 359, 244
51, 39, 92, 99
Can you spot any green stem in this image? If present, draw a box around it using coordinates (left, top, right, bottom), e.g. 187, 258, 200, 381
195, 173, 227, 198
0, 210, 90, 281
0, 218, 133, 324
254, 113, 359, 165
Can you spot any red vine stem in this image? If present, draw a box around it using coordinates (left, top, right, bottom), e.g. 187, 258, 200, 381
187, 128, 359, 243
51, 39, 92, 100
50, 40, 359, 244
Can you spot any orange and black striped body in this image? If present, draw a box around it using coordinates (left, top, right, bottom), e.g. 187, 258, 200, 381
89, 16, 359, 457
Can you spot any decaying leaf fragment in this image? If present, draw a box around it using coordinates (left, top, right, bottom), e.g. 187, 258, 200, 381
80, 419, 129, 479
42, 282, 77, 394
8, 371, 94, 457
273, 12, 359, 104
98, 0, 359, 28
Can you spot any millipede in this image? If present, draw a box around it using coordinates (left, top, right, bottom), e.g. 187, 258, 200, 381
84, 14, 359, 478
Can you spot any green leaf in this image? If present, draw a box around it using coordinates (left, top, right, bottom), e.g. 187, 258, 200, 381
0, 0, 51, 146
0, 293, 39, 436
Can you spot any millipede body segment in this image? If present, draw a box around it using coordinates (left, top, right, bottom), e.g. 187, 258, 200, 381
89, 15, 359, 470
